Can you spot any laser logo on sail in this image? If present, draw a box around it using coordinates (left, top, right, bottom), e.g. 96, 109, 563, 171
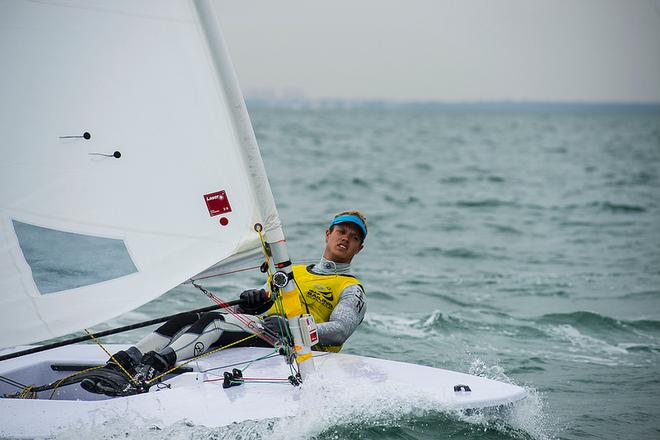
203, 190, 232, 217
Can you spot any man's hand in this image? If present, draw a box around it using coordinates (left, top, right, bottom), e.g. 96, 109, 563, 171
262, 315, 289, 338
240, 288, 269, 308
238, 289, 273, 314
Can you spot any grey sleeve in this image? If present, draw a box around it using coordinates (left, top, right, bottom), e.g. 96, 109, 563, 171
316, 284, 366, 346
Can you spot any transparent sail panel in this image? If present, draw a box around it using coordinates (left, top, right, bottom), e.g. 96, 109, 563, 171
12, 221, 137, 294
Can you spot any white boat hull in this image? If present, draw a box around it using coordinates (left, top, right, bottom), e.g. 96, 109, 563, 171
0, 345, 527, 438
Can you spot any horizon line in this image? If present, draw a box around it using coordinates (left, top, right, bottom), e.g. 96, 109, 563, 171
244, 97, 660, 111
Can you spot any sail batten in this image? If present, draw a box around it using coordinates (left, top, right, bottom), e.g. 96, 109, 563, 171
0, 0, 281, 348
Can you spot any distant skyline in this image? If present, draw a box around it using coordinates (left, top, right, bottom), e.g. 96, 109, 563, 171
215, 0, 660, 103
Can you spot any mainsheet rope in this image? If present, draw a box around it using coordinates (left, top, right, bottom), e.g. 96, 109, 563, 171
191, 281, 276, 346
202, 350, 293, 386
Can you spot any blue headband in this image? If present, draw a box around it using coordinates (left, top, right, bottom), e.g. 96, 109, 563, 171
329, 215, 367, 240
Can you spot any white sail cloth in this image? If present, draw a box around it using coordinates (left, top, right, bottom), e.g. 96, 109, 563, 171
0, 0, 282, 348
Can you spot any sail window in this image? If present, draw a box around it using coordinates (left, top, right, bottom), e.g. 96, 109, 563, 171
12, 220, 138, 295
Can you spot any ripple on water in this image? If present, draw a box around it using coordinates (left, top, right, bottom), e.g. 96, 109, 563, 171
485, 223, 523, 234
593, 201, 647, 213
415, 246, 497, 260
538, 311, 660, 335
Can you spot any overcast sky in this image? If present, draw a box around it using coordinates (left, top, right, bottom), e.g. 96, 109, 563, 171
215, 0, 660, 103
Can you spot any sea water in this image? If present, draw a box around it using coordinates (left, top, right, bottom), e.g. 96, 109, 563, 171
86, 105, 660, 440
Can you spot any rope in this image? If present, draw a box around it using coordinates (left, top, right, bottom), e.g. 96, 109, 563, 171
205, 376, 291, 385
192, 265, 261, 281
201, 350, 282, 387
145, 333, 258, 385
256, 226, 273, 277
255, 226, 304, 379
240, 351, 280, 373
47, 365, 104, 400
254, 226, 294, 346
84, 329, 138, 386
18, 385, 36, 399
186, 226, 304, 384
0, 374, 26, 390
191, 282, 277, 346
3, 365, 105, 399
201, 350, 280, 375
42, 325, 267, 395
79, 225, 296, 390
239, 377, 290, 381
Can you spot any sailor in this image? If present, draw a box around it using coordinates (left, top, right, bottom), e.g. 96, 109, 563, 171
81, 211, 367, 396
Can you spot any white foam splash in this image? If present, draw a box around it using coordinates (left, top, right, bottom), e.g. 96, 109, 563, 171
466, 357, 557, 440
363, 312, 428, 338
541, 323, 642, 367
53, 374, 439, 440
546, 324, 628, 355
469, 358, 510, 383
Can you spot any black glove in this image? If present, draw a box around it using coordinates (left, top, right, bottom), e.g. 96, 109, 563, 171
238, 288, 273, 314
263, 315, 289, 338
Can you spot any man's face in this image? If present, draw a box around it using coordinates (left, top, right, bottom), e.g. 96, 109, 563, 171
323, 222, 364, 264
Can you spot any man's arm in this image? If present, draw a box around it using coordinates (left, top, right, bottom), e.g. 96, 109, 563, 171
316, 284, 366, 346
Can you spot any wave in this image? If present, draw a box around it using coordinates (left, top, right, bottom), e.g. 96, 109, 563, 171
485, 223, 523, 234
446, 199, 549, 213
415, 246, 497, 260
350, 177, 370, 188
607, 171, 658, 187
619, 290, 660, 300
420, 310, 471, 331
531, 311, 660, 363
558, 218, 638, 227
544, 324, 630, 358
538, 311, 660, 334
363, 289, 397, 300
414, 162, 433, 172
366, 310, 660, 366
417, 292, 480, 308
618, 343, 660, 354
315, 410, 545, 440
384, 194, 424, 206
305, 176, 372, 190
455, 199, 516, 208
363, 313, 429, 338
559, 201, 648, 213
365, 310, 547, 340
362, 311, 475, 338
596, 202, 647, 213
58, 395, 548, 440
439, 175, 506, 184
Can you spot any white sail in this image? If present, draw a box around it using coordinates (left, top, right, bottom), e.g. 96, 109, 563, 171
0, 0, 282, 348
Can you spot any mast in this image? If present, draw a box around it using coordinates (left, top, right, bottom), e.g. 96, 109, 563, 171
192, 0, 315, 377
267, 241, 316, 377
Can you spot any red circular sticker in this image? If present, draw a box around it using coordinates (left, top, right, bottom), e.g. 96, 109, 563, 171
219, 217, 229, 226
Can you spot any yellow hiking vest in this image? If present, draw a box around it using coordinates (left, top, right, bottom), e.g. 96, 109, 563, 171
267, 264, 363, 352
